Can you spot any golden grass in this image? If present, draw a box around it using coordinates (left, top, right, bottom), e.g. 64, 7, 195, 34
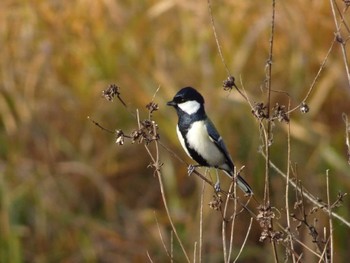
0, 0, 350, 262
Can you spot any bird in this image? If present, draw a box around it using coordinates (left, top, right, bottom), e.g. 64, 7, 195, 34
167, 87, 253, 195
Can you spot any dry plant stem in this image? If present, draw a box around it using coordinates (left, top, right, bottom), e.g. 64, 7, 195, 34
207, 0, 230, 76
199, 181, 205, 263
329, 0, 350, 87
154, 212, 172, 260
343, 113, 350, 164
263, 153, 350, 228
264, 4, 278, 260
319, 240, 331, 263
144, 142, 190, 263
288, 232, 323, 260
233, 217, 253, 263
171, 231, 174, 263
326, 170, 333, 263
286, 102, 296, 263
288, 37, 336, 114
221, 181, 234, 262
227, 179, 238, 263
193, 242, 197, 263
264, 0, 276, 205
146, 251, 154, 263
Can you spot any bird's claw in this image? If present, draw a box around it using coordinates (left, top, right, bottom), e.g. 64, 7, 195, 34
214, 181, 221, 192
187, 164, 195, 176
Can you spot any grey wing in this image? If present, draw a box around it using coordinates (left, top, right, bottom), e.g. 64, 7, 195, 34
205, 119, 235, 170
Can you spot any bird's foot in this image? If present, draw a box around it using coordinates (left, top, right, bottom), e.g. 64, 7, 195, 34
214, 181, 221, 193
187, 164, 195, 176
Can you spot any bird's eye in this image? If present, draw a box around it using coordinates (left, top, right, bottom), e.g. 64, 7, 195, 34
175, 96, 185, 103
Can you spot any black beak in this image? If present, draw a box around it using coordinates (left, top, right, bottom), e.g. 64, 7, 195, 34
167, 100, 176, 107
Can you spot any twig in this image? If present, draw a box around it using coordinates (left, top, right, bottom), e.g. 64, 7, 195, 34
171, 231, 174, 263
199, 181, 205, 263
264, 0, 276, 206
285, 100, 296, 263
87, 116, 114, 134
326, 170, 333, 263
207, 0, 230, 76
287, 37, 336, 114
343, 113, 350, 165
193, 242, 197, 263
262, 152, 350, 228
146, 251, 154, 263
144, 141, 190, 262
329, 0, 350, 87
227, 178, 238, 263
221, 181, 233, 262
233, 217, 253, 263
153, 211, 172, 260
319, 234, 331, 263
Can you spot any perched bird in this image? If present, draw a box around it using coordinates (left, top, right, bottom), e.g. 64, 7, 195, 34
167, 87, 253, 195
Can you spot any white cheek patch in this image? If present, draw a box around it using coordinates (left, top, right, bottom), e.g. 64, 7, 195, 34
178, 100, 200, 115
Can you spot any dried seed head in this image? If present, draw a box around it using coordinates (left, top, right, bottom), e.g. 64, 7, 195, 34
252, 102, 268, 120
208, 194, 223, 211
115, 129, 125, 145
223, 76, 237, 91
103, 84, 120, 101
146, 102, 159, 114
272, 103, 289, 123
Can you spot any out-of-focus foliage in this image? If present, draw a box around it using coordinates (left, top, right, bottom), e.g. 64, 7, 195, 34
0, 0, 349, 262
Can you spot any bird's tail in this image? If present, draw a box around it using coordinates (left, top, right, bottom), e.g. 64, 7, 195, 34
223, 170, 253, 195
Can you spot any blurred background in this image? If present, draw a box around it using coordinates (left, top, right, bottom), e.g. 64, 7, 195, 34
1, 0, 350, 262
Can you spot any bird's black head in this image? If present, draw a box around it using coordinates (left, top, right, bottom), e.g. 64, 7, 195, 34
167, 87, 205, 115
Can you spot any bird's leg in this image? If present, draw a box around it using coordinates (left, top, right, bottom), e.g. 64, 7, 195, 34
214, 169, 221, 192
188, 164, 201, 176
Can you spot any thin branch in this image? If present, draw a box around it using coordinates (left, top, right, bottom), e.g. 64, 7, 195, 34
193, 242, 197, 263
343, 113, 350, 165
264, 0, 276, 207
262, 152, 350, 227
287, 37, 337, 114
221, 181, 233, 262
329, 0, 350, 87
144, 140, 190, 262
87, 116, 115, 134
286, 101, 296, 263
146, 251, 154, 263
326, 170, 333, 263
207, 0, 230, 76
227, 177, 238, 263
233, 217, 253, 263
199, 180, 205, 263
153, 211, 172, 260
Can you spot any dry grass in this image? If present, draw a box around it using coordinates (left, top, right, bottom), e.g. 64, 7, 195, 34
0, 0, 350, 262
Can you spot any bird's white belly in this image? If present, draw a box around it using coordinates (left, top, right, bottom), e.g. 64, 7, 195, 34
184, 121, 225, 166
